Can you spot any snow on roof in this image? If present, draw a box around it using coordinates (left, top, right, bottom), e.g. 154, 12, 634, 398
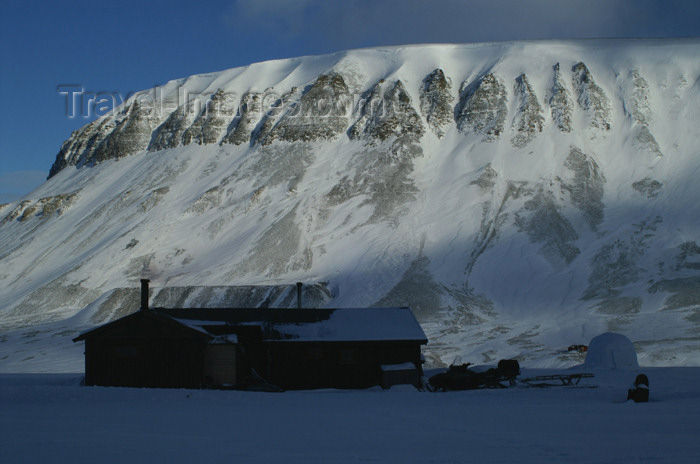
158, 307, 427, 343
271, 307, 427, 342
74, 307, 427, 344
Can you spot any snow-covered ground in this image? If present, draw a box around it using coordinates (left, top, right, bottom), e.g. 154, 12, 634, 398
5, 331, 691, 462
2, 367, 699, 463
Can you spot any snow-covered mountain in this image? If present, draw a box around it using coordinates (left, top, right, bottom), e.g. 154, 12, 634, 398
1, 39, 699, 372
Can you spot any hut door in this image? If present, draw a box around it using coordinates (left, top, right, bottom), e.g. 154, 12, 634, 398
205, 345, 237, 387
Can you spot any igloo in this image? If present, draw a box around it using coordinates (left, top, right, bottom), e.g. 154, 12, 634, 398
583, 332, 639, 369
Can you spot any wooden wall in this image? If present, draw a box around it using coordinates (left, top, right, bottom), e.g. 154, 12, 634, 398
263, 341, 423, 390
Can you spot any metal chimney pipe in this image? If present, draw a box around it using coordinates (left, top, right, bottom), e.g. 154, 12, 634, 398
296, 282, 302, 309
140, 279, 150, 311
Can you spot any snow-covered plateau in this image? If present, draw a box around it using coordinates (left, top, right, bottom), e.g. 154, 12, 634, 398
0, 39, 699, 371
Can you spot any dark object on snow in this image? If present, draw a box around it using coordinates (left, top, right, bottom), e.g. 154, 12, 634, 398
73, 281, 427, 390
520, 373, 595, 387
627, 373, 649, 403
567, 344, 588, 353
429, 359, 520, 391
497, 359, 521, 378
429, 362, 478, 391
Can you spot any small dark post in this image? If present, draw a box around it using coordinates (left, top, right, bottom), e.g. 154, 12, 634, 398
296, 282, 303, 309
627, 373, 649, 403
140, 279, 150, 311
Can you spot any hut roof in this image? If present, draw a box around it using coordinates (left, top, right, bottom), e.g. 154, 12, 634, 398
163, 307, 427, 343
75, 307, 428, 344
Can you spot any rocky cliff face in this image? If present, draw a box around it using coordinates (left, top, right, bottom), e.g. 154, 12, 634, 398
181, 90, 238, 146
45, 55, 653, 177
263, 73, 351, 144
511, 73, 545, 147
49, 101, 160, 178
4, 40, 700, 370
548, 63, 574, 133
420, 69, 454, 138
455, 73, 508, 141
572, 62, 612, 132
220, 92, 261, 146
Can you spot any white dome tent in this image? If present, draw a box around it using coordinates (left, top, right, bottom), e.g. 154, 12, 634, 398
583, 332, 639, 369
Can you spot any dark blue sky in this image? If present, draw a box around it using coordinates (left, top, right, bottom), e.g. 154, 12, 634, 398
1, 0, 698, 201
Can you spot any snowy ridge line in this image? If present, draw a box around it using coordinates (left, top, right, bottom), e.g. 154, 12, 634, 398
46, 38, 699, 176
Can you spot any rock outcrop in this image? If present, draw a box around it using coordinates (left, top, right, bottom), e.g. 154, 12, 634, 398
511, 73, 544, 147
572, 62, 612, 131
92, 102, 157, 163
181, 90, 238, 146
625, 69, 663, 156
48, 118, 114, 177
346, 79, 425, 224
627, 69, 653, 126
49, 102, 158, 176
548, 63, 574, 132
220, 92, 261, 146
455, 73, 508, 141
350, 79, 424, 143
561, 147, 606, 230
1, 192, 79, 225
264, 73, 351, 144
516, 185, 580, 264
149, 106, 194, 152
420, 69, 454, 138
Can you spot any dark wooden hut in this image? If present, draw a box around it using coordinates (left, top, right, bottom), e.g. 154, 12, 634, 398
73, 280, 428, 390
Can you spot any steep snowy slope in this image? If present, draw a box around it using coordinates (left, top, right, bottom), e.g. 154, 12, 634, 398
1, 39, 699, 371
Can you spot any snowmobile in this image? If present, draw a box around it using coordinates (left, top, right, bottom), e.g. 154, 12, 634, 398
429, 357, 520, 391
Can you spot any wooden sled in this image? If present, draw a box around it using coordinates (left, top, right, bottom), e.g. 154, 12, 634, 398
519, 373, 596, 388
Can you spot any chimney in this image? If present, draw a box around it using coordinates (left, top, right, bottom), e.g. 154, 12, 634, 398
140, 279, 150, 311
296, 282, 303, 309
